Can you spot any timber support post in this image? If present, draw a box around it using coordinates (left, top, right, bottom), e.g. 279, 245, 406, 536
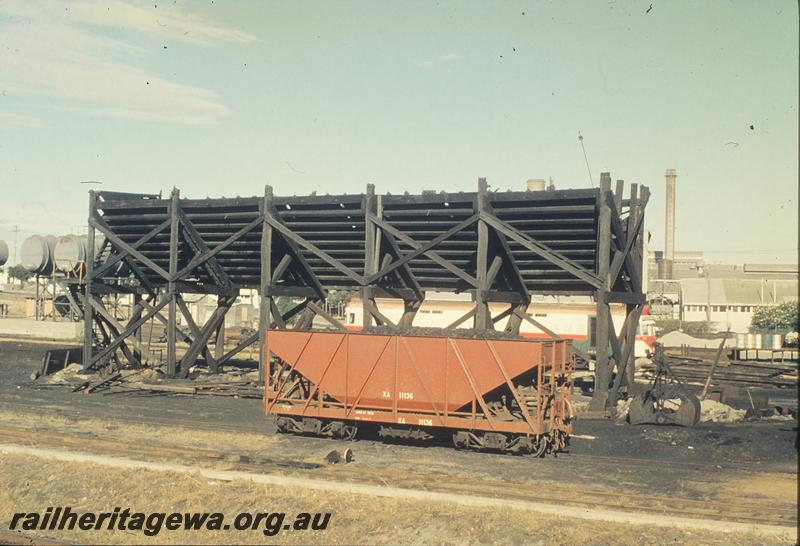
362, 183, 377, 328
625, 183, 641, 389
132, 293, 142, 365
82, 190, 96, 371
166, 188, 180, 376
259, 185, 273, 384
215, 318, 225, 362
590, 172, 612, 410
474, 177, 491, 330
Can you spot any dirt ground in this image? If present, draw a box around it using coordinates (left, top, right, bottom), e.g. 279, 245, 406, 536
0, 339, 797, 544
0, 453, 787, 546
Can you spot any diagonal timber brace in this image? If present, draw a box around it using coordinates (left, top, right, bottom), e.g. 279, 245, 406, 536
177, 209, 235, 293
368, 214, 481, 285
90, 215, 170, 280
479, 213, 604, 289
367, 213, 478, 288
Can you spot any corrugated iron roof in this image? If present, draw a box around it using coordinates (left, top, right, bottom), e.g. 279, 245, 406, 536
681, 278, 798, 305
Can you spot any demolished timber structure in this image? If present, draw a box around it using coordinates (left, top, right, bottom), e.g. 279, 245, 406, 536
77, 173, 648, 409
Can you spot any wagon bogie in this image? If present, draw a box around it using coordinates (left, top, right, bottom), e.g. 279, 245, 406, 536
275, 416, 358, 440
452, 430, 549, 456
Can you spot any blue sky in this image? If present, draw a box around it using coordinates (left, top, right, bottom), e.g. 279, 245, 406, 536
0, 0, 797, 265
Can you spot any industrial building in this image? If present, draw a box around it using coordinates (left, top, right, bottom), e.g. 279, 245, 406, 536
648, 253, 799, 283
646, 168, 798, 332
680, 278, 798, 333
648, 262, 799, 330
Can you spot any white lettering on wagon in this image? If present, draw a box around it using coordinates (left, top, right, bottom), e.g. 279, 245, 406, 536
355, 409, 375, 416
398, 391, 414, 400
418, 418, 433, 426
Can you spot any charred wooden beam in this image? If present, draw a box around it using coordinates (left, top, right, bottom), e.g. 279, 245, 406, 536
512, 309, 563, 340
267, 216, 365, 285
307, 301, 347, 331
368, 214, 481, 284
367, 213, 478, 288
364, 298, 395, 327
362, 184, 377, 328
87, 295, 150, 362
167, 188, 180, 376
177, 208, 234, 292
259, 185, 273, 384
608, 304, 643, 402
216, 332, 259, 367
82, 191, 97, 370
446, 305, 476, 329
479, 213, 604, 289
90, 214, 170, 280
93, 219, 170, 279
87, 297, 170, 371
590, 172, 613, 410
173, 215, 265, 281
475, 179, 491, 330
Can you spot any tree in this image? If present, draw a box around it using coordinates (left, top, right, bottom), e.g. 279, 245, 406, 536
750, 301, 799, 333
7, 264, 33, 285
274, 296, 303, 327
326, 290, 355, 306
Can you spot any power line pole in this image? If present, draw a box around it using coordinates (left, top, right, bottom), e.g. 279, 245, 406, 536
12, 225, 19, 265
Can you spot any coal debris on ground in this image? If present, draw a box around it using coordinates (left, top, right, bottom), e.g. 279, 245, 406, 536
362, 326, 526, 340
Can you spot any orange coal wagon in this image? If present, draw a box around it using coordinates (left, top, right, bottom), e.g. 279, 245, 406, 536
264, 330, 573, 455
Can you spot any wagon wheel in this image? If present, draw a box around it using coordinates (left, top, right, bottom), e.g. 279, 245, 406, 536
528, 435, 548, 458
335, 422, 358, 441
275, 416, 300, 434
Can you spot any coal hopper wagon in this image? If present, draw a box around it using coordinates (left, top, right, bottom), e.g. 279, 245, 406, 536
265, 330, 573, 455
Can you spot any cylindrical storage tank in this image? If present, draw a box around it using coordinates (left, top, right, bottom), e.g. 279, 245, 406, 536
20, 235, 57, 274
735, 333, 746, 349
771, 334, 783, 349
54, 234, 89, 273
745, 333, 755, 349
762, 335, 772, 349
754, 334, 762, 350
0, 240, 8, 267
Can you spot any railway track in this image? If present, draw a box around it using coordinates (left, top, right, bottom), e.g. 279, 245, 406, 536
0, 424, 796, 530
1, 396, 795, 478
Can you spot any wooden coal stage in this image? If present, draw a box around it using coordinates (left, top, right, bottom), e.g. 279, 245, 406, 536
77, 174, 648, 453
